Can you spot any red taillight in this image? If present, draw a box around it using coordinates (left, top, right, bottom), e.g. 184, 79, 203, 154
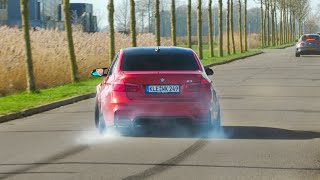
187, 78, 211, 92
125, 84, 140, 92
113, 84, 126, 92
113, 83, 139, 92
200, 78, 211, 89
299, 42, 305, 46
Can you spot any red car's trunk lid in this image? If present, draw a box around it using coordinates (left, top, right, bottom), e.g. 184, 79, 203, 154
123, 71, 207, 101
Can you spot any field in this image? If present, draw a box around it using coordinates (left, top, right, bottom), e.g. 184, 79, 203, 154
0, 26, 171, 95
0, 26, 262, 96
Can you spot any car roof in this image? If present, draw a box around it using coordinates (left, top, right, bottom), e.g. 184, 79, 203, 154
121, 46, 195, 55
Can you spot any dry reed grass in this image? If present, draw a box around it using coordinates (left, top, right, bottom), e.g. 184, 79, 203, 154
0, 26, 171, 95
176, 33, 261, 50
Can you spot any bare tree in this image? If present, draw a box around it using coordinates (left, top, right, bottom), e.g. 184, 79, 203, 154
304, 12, 319, 33
244, 0, 248, 51
238, 0, 243, 53
108, 0, 115, 64
187, 0, 192, 48
208, 0, 214, 57
130, 0, 137, 47
154, 0, 160, 46
218, 0, 223, 57
197, 0, 203, 59
226, 0, 230, 55
20, 0, 36, 92
295, 0, 309, 36
115, 0, 130, 32
171, 0, 176, 46
260, 0, 264, 48
63, 0, 79, 82
231, 0, 236, 54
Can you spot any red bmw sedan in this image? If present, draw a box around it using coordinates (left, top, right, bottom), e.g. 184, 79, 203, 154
91, 47, 220, 134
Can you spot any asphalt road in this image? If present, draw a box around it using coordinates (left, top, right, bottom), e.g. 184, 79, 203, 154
0, 47, 319, 180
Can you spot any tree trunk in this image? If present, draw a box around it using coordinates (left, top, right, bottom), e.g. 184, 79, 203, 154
218, 0, 223, 57
130, 0, 137, 47
266, 0, 270, 47
187, 0, 192, 48
63, 0, 79, 82
244, 0, 247, 51
264, 0, 267, 47
208, 0, 214, 57
271, 0, 275, 46
108, 0, 115, 64
148, 0, 151, 33
20, 0, 36, 92
238, 0, 243, 53
280, 9, 283, 44
231, 0, 236, 54
171, 0, 176, 46
226, 0, 230, 55
298, 20, 302, 37
197, 0, 203, 59
260, 0, 264, 48
154, 0, 160, 46
274, 0, 278, 45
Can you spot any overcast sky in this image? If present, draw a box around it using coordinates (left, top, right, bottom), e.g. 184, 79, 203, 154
71, 0, 319, 29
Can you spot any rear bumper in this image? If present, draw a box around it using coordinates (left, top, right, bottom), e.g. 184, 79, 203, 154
111, 101, 214, 127
297, 48, 320, 55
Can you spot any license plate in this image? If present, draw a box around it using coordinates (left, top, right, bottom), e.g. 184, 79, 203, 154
145, 85, 180, 94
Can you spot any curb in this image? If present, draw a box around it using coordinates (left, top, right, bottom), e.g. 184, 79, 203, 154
0, 93, 95, 123
205, 51, 264, 68
0, 51, 264, 124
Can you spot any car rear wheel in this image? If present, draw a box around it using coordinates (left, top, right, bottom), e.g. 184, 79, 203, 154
98, 117, 107, 135
207, 108, 221, 131
94, 101, 99, 128
213, 108, 221, 129
295, 52, 300, 57
95, 100, 107, 135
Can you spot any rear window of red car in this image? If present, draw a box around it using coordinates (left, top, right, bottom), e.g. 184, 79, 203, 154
121, 53, 200, 71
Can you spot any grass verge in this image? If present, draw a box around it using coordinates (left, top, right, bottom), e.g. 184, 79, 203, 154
201, 49, 262, 66
265, 43, 295, 49
0, 78, 102, 115
0, 46, 262, 116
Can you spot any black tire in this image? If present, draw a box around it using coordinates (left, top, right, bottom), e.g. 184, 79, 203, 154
213, 108, 221, 129
98, 117, 107, 135
207, 108, 221, 132
95, 99, 107, 135
94, 101, 99, 128
295, 52, 300, 57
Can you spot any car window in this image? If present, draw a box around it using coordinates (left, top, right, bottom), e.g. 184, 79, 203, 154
106, 53, 119, 76
300, 35, 320, 41
121, 53, 199, 71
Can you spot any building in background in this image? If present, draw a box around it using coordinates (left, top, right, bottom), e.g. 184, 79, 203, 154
39, 0, 63, 29
0, 0, 97, 32
0, 0, 7, 25
59, 3, 97, 32
6, 0, 41, 27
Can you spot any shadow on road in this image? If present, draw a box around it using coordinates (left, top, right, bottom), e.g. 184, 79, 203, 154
223, 126, 320, 140
123, 126, 320, 140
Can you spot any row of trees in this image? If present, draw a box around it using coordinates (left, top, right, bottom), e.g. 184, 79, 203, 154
109, 0, 311, 62
21, 0, 78, 92
21, 0, 312, 93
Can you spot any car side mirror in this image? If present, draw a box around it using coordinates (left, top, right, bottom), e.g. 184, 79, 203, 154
91, 68, 108, 77
205, 67, 214, 75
